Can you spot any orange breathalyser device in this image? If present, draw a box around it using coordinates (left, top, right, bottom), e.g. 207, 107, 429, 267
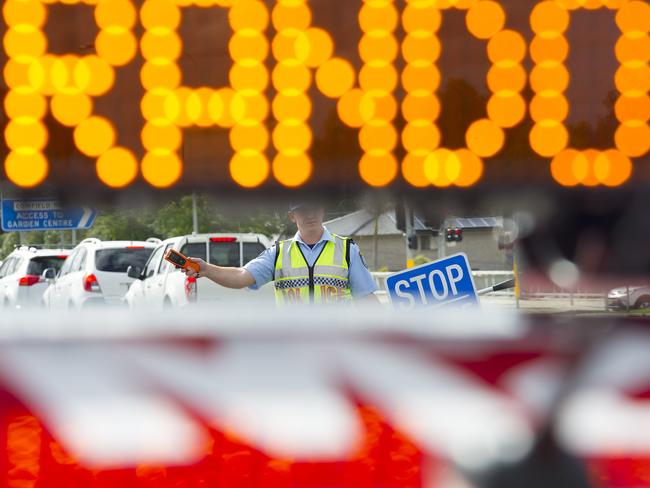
164, 249, 201, 273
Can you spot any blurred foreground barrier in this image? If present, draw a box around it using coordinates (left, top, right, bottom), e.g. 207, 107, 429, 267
0, 308, 648, 487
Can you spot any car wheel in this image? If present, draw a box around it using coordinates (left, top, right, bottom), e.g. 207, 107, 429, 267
634, 295, 650, 309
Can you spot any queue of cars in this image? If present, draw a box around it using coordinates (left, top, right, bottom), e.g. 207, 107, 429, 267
0, 233, 273, 310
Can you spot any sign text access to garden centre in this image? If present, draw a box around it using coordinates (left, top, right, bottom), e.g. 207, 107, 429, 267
1, 198, 97, 232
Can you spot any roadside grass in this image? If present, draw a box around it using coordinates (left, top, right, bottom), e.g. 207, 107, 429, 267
629, 307, 650, 317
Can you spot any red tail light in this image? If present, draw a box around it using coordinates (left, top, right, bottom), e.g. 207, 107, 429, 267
83, 274, 101, 293
18, 275, 41, 287
185, 276, 197, 303
210, 237, 237, 242
127, 246, 144, 249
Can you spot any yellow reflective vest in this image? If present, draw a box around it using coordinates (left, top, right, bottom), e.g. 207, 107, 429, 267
274, 234, 353, 306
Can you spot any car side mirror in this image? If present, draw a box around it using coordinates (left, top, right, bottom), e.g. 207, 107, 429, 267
127, 265, 142, 280
42, 268, 56, 282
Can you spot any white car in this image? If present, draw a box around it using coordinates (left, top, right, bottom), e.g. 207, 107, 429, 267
124, 233, 273, 309
0, 247, 71, 309
44, 238, 158, 310
607, 286, 650, 310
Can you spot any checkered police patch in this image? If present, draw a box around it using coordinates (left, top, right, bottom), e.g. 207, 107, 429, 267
314, 277, 348, 289
275, 278, 310, 290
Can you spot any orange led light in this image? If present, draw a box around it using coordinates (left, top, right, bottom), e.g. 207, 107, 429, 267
140, 0, 273, 188
531, 0, 650, 186
74, 116, 115, 156
96, 147, 138, 188
2, 0, 135, 188
141, 151, 182, 188
229, 151, 269, 188
272, 153, 312, 187
5, 151, 48, 188
3, 0, 648, 189
551, 148, 633, 187
350, 0, 399, 187
395, 0, 523, 187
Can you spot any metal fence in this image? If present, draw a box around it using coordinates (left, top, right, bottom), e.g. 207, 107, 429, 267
371, 271, 515, 294
371, 270, 611, 304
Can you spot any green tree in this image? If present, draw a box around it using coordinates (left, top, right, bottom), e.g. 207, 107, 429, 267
153, 196, 286, 238
153, 195, 224, 237
230, 212, 286, 237
83, 210, 158, 241
568, 90, 618, 149
43, 231, 68, 247
0, 233, 19, 259
593, 90, 618, 148
413, 255, 431, 266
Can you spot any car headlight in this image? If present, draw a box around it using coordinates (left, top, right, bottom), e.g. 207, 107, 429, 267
608, 292, 624, 298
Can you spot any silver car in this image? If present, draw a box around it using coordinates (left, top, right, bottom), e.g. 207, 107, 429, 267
607, 286, 650, 310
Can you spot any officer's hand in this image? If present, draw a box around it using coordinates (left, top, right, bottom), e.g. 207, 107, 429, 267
181, 257, 207, 279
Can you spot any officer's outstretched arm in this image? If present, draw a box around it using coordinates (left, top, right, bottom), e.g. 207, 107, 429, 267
183, 257, 256, 289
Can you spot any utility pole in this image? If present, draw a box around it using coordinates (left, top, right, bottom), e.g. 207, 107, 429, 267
373, 215, 379, 271
192, 192, 198, 235
405, 204, 414, 269
438, 218, 446, 260
512, 213, 521, 309
513, 246, 520, 309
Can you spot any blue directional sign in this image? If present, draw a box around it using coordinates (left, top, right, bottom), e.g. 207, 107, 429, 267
386, 253, 479, 310
1, 198, 97, 232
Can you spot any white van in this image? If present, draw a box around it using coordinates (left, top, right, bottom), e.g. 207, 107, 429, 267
125, 233, 274, 308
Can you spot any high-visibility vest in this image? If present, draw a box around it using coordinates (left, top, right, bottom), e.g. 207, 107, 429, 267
274, 234, 353, 306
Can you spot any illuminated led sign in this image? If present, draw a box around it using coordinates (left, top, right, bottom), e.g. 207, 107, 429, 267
3, 0, 649, 189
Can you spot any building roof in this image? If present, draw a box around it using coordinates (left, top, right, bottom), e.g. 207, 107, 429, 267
324, 209, 428, 237
325, 210, 504, 237
448, 217, 504, 229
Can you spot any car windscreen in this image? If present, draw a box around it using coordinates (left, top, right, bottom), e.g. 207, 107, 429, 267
209, 242, 240, 267
180, 243, 207, 262
0, 259, 12, 278
95, 248, 154, 273
243, 242, 265, 264
27, 256, 68, 276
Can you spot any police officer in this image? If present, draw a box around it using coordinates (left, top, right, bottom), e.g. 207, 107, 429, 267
183, 203, 379, 305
